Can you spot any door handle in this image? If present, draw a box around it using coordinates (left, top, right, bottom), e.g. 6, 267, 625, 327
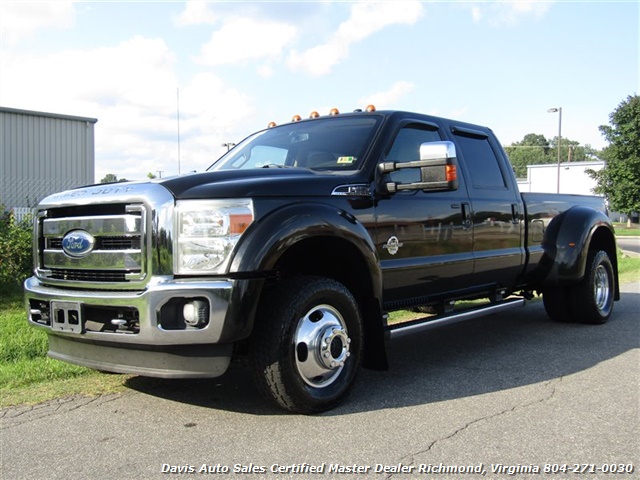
511, 203, 520, 224
461, 202, 472, 230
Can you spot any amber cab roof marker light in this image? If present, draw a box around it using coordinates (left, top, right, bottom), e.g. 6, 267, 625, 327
268, 104, 376, 128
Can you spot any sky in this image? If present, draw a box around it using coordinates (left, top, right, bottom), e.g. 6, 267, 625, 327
1, 1, 638, 182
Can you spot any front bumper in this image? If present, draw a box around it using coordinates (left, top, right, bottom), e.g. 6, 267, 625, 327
24, 276, 238, 378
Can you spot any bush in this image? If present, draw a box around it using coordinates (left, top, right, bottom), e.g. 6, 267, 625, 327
0, 210, 34, 289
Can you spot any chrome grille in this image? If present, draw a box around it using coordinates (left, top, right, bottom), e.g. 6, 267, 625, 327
47, 236, 141, 250
37, 204, 147, 286
48, 270, 128, 282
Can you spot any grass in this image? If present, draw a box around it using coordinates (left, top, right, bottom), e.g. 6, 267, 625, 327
618, 249, 640, 284
613, 222, 640, 237
0, 287, 129, 407
1, 249, 639, 408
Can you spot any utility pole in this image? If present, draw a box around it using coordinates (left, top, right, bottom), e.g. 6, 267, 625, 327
547, 107, 562, 193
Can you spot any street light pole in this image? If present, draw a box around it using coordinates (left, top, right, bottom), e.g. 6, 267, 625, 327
547, 107, 562, 193
222, 142, 236, 152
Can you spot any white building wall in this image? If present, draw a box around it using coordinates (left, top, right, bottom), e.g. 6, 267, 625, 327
517, 161, 604, 196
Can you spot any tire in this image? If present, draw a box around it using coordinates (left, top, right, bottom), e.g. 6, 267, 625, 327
570, 250, 615, 324
249, 276, 363, 414
543, 286, 575, 323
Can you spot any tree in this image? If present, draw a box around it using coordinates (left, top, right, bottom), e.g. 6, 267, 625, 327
101, 173, 118, 183
100, 173, 128, 183
588, 95, 640, 222
505, 133, 600, 179
504, 133, 552, 178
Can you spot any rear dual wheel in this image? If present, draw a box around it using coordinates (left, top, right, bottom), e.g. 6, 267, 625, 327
571, 250, 615, 324
543, 249, 615, 324
250, 276, 363, 414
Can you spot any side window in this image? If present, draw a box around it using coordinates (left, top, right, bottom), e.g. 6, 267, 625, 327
386, 124, 441, 184
454, 133, 506, 189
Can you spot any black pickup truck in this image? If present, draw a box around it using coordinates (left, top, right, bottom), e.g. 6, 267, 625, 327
24, 107, 619, 413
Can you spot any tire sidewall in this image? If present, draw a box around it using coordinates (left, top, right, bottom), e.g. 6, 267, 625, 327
572, 250, 615, 324
252, 276, 363, 413
281, 279, 363, 410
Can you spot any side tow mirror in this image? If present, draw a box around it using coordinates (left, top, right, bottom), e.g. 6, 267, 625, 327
380, 141, 459, 193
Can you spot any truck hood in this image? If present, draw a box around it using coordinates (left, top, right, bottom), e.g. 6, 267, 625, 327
158, 168, 359, 199
37, 168, 366, 208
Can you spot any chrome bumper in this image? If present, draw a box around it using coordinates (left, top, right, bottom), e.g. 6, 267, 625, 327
24, 276, 236, 378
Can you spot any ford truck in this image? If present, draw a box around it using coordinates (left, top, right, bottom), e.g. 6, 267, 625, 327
24, 107, 619, 413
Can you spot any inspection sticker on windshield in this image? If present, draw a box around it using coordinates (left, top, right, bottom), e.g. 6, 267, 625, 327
337, 156, 356, 164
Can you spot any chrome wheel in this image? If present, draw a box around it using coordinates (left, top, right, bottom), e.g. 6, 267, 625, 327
593, 264, 611, 313
294, 304, 351, 388
570, 250, 615, 324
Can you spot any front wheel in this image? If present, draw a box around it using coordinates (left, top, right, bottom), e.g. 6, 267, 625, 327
249, 276, 363, 413
570, 250, 616, 324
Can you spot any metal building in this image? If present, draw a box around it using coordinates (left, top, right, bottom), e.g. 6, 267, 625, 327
516, 161, 604, 196
0, 106, 97, 213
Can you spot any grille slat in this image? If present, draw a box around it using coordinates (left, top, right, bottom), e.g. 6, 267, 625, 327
47, 236, 141, 250
49, 269, 127, 282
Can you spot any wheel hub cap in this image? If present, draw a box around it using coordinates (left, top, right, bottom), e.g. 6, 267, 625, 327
594, 264, 611, 311
294, 305, 351, 388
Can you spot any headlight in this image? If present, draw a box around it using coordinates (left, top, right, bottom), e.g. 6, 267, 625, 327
174, 199, 254, 274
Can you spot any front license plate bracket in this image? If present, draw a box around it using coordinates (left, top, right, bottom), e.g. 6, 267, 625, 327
51, 301, 83, 334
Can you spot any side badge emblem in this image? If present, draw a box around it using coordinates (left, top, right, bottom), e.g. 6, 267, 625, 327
383, 236, 403, 255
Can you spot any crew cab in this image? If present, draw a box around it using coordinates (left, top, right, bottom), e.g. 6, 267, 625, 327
24, 107, 619, 413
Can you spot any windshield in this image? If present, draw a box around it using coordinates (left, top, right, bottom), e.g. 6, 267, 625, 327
208, 116, 381, 173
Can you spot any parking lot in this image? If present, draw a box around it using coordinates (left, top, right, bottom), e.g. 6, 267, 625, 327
2, 282, 638, 480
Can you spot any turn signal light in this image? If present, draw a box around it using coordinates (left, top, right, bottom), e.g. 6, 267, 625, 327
446, 164, 457, 182
229, 213, 253, 235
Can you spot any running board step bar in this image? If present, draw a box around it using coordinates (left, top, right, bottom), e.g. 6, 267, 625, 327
386, 298, 526, 340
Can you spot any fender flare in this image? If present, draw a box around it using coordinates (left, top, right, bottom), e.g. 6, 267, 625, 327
541, 205, 618, 287
224, 202, 388, 369
231, 202, 380, 278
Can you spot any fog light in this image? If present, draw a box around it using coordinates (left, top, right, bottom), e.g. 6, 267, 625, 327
183, 300, 209, 328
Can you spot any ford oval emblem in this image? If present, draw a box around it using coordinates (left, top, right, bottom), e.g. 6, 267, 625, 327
62, 230, 95, 258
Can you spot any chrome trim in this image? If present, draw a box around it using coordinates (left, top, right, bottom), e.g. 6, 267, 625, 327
43, 215, 142, 236
331, 184, 371, 197
33, 182, 175, 290
25, 276, 233, 346
43, 250, 143, 270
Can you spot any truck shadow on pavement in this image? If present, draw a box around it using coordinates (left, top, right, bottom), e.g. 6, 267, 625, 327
125, 288, 639, 416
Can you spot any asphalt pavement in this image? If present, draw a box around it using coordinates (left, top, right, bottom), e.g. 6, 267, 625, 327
617, 236, 640, 256
2, 282, 639, 480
